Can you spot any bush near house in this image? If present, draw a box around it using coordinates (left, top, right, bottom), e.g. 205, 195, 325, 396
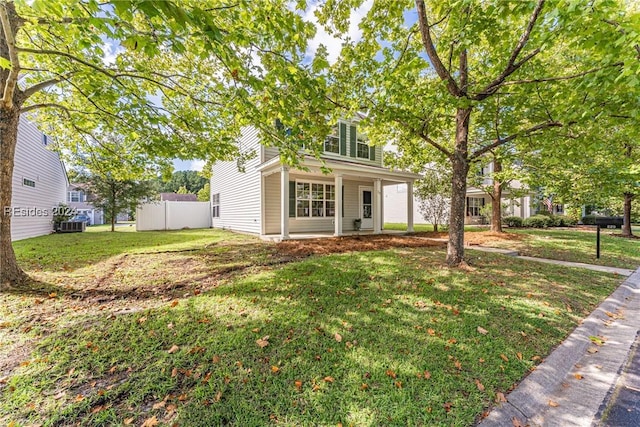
503, 216, 524, 228
549, 215, 577, 227
523, 215, 552, 228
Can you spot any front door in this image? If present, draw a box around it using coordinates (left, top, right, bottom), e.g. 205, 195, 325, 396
360, 186, 373, 229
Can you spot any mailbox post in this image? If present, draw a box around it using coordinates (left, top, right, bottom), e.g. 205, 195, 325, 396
593, 216, 624, 259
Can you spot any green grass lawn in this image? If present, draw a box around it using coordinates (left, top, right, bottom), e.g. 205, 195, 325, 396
0, 228, 625, 426
489, 228, 640, 269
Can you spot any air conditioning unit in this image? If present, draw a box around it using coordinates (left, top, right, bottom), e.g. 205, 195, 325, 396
59, 221, 86, 233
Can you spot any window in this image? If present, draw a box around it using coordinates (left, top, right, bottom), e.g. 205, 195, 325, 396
356, 141, 370, 159
68, 191, 83, 202
466, 197, 484, 217
212, 193, 220, 218
23, 178, 35, 188
296, 181, 335, 218
324, 129, 340, 154
42, 135, 48, 146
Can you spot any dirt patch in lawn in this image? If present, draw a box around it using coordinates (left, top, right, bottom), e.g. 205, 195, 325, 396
276, 234, 446, 257
275, 231, 528, 258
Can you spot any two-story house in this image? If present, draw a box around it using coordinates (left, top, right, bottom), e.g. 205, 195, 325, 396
210, 120, 421, 240
67, 183, 104, 225
11, 118, 68, 240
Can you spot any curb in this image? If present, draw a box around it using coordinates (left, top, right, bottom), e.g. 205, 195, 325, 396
477, 267, 640, 427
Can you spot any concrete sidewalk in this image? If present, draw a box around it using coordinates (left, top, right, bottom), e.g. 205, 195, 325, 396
477, 267, 640, 427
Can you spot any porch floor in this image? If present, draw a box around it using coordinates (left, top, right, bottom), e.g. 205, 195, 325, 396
260, 229, 408, 242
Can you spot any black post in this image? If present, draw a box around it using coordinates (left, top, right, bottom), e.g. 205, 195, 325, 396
596, 225, 601, 259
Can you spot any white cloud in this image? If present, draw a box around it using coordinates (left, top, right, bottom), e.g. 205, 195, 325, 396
172, 159, 205, 171
303, 0, 372, 64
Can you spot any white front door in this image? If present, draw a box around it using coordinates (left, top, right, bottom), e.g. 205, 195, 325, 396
360, 186, 373, 229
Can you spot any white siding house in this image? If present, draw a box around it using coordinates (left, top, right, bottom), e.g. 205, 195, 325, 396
11, 118, 68, 241
211, 120, 421, 239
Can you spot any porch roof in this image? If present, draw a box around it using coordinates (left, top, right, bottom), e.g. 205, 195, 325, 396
256, 155, 422, 183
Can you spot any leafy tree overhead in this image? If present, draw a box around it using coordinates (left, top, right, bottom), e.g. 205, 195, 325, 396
0, 0, 327, 288
317, 0, 638, 266
89, 175, 155, 232
197, 183, 211, 202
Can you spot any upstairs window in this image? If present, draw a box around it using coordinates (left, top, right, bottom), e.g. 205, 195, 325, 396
23, 178, 36, 188
356, 140, 370, 159
69, 191, 83, 202
324, 128, 340, 154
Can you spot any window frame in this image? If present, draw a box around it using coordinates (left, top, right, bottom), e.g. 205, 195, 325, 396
466, 197, 484, 217
295, 180, 336, 219
212, 193, 220, 218
23, 178, 36, 188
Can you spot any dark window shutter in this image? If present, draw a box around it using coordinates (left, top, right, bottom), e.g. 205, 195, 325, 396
482, 198, 485, 206
369, 145, 376, 161
339, 123, 347, 155
349, 125, 356, 158
289, 181, 295, 217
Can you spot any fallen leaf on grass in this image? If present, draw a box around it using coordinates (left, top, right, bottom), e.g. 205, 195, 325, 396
294, 380, 303, 391
171, 367, 178, 377
170, 300, 179, 307
167, 345, 180, 354
324, 376, 334, 383
152, 400, 166, 410
495, 392, 507, 403
271, 366, 280, 374
443, 402, 452, 413
475, 379, 485, 391
141, 416, 158, 427
516, 352, 523, 361
256, 336, 270, 348
385, 369, 397, 379
395, 381, 403, 389
334, 333, 343, 343
500, 354, 509, 362
137, 316, 147, 324
361, 383, 368, 390
454, 360, 462, 370
124, 418, 135, 425
477, 326, 488, 335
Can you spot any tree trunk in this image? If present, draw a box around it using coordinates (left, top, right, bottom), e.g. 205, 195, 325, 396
433, 223, 438, 232
446, 107, 471, 266
0, 107, 29, 289
490, 159, 503, 233
621, 192, 633, 237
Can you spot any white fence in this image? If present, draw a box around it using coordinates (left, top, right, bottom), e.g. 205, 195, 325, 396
136, 201, 212, 231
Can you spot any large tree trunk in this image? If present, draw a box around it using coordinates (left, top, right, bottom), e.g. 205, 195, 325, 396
446, 107, 471, 266
621, 192, 634, 237
1, 107, 29, 289
490, 159, 503, 233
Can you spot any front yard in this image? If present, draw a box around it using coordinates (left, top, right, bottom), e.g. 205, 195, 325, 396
0, 228, 631, 426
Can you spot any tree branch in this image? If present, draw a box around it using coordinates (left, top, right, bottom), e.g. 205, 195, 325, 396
22, 73, 73, 99
473, 0, 545, 100
415, 0, 460, 97
471, 120, 562, 159
17, 47, 121, 83
502, 62, 623, 85
0, 3, 21, 109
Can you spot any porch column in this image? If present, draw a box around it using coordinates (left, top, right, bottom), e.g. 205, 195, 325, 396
280, 166, 289, 240
407, 180, 414, 233
334, 174, 343, 236
374, 178, 382, 234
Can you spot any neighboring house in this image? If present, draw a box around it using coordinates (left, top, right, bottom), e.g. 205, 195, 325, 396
160, 192, 198, 202
210, 120, 421, 239
11, 118, 68, 241
67, 183, 104, 225
384, 183, 429, 224
464, 163, 563, 224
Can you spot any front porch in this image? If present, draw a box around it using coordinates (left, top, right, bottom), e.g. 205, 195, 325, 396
258, 156, 421, 240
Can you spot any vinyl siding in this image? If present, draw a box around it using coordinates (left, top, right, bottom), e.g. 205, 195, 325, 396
264, 174, 373, 234
383, 183, 428, 224
11, 118, 68, 241
210, 127, 262, 234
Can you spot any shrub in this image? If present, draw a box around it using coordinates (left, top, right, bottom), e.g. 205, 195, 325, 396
523, 215, 552, 228
503, 216, 523, 228
581, 215, 597, 225
551, 215, 577, 227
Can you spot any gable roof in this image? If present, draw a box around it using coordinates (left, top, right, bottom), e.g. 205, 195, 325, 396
160, 192, 198, 202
